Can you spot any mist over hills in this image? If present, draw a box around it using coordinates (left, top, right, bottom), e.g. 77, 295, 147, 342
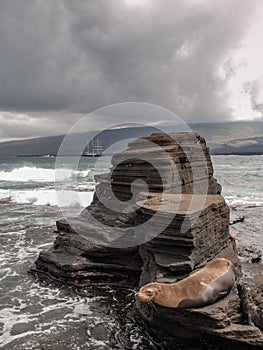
0, 121, 263, 157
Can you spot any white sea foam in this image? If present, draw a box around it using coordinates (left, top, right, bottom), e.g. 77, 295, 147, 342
0, 189, 94, 207
0, 166, 90, 182
224, 196, 263, 206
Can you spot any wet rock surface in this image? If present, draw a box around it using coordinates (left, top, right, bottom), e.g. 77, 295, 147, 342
31, 132, 263, 348
33, 227, 143, 287
230, 206, 263, 335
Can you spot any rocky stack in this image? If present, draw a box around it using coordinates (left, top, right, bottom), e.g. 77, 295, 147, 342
97, 132, 221, 202
31, 132, 263, 348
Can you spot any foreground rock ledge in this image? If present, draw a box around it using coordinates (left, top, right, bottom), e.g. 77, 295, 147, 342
31, 132, 263, 348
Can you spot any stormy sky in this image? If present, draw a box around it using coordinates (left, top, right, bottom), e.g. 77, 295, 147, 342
0, 0, 263, 140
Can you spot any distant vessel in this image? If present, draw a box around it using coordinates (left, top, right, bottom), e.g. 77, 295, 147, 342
17, 154, 56, 158
43, 154, 55, 158
82, 138, 104, 157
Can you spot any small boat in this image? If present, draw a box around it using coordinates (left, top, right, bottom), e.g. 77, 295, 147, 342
82, 138, 104, 157
43, 154, 55, 158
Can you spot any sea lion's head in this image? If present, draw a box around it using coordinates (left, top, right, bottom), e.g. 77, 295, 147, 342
135, 283, 161, 303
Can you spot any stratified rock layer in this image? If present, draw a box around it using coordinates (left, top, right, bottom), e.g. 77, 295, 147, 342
99, 132, 221, 201
34, 231, 142, 287
31, 132, 263, 348
136, 193, 240, 285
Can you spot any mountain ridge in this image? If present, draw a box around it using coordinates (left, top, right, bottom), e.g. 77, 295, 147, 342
1, 121, 263, 156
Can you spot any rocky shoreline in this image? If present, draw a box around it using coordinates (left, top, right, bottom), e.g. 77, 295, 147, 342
31, 132, 263, 348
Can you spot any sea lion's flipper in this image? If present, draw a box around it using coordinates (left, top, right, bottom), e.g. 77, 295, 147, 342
203, 264, 236, 304
178, 297, 206, 309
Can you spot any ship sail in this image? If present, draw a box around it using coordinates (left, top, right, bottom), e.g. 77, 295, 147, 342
82, 137, 104, 157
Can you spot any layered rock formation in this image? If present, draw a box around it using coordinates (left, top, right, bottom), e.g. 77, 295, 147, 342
31, 132, 263, 348
136, 193, 240, 285
105, 132, 222, 201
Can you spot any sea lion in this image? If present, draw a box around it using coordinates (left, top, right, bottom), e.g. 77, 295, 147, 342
135, 258, 236, 309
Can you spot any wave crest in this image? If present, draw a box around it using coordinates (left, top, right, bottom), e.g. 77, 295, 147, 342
0, 166, 90, 183
0, 189, 94, 207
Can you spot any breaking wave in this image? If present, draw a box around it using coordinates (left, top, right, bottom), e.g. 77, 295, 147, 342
0, 166, 90, 183
0, 189, 94, 207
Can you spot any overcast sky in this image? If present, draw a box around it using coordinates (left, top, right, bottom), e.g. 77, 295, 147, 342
0, 0, 263, 141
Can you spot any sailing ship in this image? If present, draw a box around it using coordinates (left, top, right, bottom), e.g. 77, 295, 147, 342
82, 137, 104, 157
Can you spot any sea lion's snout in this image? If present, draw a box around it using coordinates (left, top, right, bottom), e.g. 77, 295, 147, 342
135, 291, 147, 302
135, 292, 146, 301
135, 292, 152, 303
135, 287, 157, 303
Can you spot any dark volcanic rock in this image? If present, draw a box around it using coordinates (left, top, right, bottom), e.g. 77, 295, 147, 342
31, 132, 263, 348
103, 132, 222, 201
32, 230, 142, 287
136, 193, 240, 286
230, 205, 263, 333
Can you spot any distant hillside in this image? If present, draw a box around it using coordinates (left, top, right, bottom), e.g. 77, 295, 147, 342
191, 121, 263, 146
1, 121, 263, 157
211, 136, 263, 155
0, 126, 158, 157
191, 121, 263, 154
0, 135, 65, 157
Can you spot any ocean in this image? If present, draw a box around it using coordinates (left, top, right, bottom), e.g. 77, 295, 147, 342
0, 155, 262, 349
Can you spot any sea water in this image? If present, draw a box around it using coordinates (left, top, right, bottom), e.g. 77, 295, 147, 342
213, 155, 263, 206
0, 155, 262, 349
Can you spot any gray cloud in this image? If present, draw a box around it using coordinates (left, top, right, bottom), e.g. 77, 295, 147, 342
0, 111, 83, 140
243, 78, 263, 116
0, 0, 262, 140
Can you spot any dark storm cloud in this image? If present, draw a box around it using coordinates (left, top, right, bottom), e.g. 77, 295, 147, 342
0, 0, 261, 139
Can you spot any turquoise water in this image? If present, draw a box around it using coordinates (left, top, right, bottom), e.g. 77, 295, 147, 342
212, 155, 263, 206
0, 155, 262, 349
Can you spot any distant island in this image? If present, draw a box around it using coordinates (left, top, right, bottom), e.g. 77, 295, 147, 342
0, 121, 263, 157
